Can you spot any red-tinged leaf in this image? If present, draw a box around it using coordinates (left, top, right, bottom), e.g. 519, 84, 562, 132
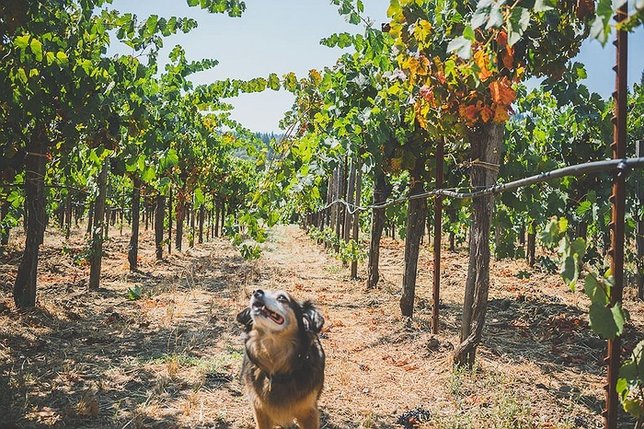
420, 85, 434, 104
493, 103, 510, 122
459, 103, 481, 125
489, 78, 516, 105
480, 105, 493, 122
496, 30, 508, 46
502, 45, 514, 69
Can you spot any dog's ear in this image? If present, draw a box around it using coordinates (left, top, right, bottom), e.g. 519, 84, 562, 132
301, 301, 324, 333
236, 307, 253, 331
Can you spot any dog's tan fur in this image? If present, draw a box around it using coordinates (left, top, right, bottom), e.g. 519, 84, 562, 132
237, 290, 325, 429
245, 327, 299, 376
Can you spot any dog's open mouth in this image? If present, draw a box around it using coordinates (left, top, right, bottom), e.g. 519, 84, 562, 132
252, 303, 285, 325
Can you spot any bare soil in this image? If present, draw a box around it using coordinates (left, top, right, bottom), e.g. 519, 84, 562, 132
0, 223, 641, 429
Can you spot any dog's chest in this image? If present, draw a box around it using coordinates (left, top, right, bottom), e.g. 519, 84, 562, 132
247, 334, 297, 374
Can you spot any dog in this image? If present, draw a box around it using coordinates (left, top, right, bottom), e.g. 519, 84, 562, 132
236, 289, 325, 429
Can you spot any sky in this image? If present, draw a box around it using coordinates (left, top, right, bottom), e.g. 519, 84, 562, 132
109, 0, 644, 133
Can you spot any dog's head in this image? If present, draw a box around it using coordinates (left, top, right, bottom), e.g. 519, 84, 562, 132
236, 289, 324, 335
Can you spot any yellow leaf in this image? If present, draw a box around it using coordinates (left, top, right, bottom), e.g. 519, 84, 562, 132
414, 19, 432, 41
309, 69, 321, 85
414, 99, 430, 130
474, 49, 493, 81
402, 55, 429, 81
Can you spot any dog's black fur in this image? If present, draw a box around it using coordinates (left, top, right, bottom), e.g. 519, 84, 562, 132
237, 290, 325, 429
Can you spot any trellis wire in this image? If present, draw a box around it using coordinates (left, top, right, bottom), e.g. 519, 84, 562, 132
317, 157, 644, 215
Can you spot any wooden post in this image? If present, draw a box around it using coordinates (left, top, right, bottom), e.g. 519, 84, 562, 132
127, 175, 141, 271
89, 160, 108, 290
155, 194, 164, 260
168, 186, 173, 255
198, 204, 205, 244
351, 166, 362, 279
344, 161, 357, 244
432, 138, 444, 334
637, 140, 644, 301
13, 126, 48, 307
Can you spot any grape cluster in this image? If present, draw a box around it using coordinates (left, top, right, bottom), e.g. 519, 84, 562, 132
396, 407, 432, 428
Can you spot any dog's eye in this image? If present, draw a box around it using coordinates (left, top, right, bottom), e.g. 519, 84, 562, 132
277, 294, 289, 303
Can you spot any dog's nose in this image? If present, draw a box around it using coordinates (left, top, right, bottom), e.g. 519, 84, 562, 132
252, 289, 264, 299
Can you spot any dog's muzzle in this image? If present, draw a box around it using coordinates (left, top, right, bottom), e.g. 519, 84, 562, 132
251, 290, 285, 325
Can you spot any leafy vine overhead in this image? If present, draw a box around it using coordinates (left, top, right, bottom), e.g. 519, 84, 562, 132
383, 0, 638, 369
387, 0, 599, 133
0, 0, 270, 308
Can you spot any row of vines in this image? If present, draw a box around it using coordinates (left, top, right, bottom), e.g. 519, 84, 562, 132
240, 0, 644, 422
0, 0, 285, 308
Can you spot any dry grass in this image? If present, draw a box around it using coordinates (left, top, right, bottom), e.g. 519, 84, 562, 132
0, 223, 641, 428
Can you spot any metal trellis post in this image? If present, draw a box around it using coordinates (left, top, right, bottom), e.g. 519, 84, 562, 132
604, 4, 628, 428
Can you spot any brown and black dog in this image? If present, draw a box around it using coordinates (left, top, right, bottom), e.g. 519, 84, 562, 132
236, 289, 325, 429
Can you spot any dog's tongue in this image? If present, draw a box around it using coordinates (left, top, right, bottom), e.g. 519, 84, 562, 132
267, 309, 284, 325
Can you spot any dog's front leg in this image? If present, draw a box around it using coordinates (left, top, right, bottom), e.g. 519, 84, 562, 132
295, 408, 320, 429
253, 406, 273, 429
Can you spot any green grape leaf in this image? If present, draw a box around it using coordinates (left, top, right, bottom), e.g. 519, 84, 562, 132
141, 166, 156, 183
583, 273, 609, 305
447, 36, 472, 59
560, 254, 578, 289
589, 302, 624, 339
533, 0, 555, 12
30, 38, 43, 61
194, 187, 205, 207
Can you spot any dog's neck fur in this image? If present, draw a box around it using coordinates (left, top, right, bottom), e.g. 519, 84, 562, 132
246, 328, 301, 376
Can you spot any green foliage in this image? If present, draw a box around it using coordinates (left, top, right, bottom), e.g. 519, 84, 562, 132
239, 243, 261, 260
338, 239, 367, 264
307, 226, 365, 264
127, 285, 143, 301
617, 340, 644, 419
308, 226, 341, 250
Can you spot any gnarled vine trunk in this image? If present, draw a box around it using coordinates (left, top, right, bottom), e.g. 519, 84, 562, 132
400, 157, 427, 317
198, 204, 205, 244
175, 189, 186, 251
189, 201, 196, 247
64, 192, 72, 239
86, 201, 94, 236
155, 194, 165, 260
453, 123, 503, 368
127, 175, 141, 271
343, 161, 356, 244
367, 165, 390, 289
351, 167, 362, 279
167, 186, 173, 254
13, 127, 48, 308
214, 199, 220, 237
336, 159, 346, 248
527, 219, 536, 267
89, 159, 108, 290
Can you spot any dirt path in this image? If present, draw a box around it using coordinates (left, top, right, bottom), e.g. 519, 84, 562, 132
1, 224, 641, 428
